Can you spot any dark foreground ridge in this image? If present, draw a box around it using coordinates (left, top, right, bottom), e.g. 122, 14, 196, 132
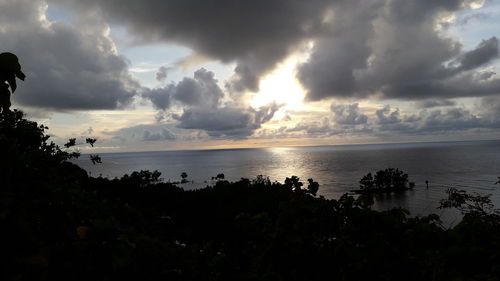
2, 110, 500, 281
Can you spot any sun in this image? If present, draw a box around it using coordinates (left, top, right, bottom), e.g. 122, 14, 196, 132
250, 55, 307, 113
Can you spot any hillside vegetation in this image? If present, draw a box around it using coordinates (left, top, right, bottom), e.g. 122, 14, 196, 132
1, 110, 500, 281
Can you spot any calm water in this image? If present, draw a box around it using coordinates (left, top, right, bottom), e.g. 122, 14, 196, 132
77, 140, 500, 225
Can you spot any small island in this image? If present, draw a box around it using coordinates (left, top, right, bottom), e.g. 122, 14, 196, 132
352, 168, 414, 194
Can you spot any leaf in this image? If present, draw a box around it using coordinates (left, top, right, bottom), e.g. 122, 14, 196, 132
90, 154, 102, 165
64, 138, 76, 148
86, 138, 97, 147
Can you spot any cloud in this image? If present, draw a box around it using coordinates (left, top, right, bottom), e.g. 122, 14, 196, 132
142, 68, 282, 138
142, 87, 172, 111
452, 37, 499, 73
285, 117, 332, 137
417, 99, 457, 108
417, 108, 484, 132
331, 103, 368, 125
284, 103, 500, 138
50, 0, 333, 94
142, 128, 176, 141
373, 105, 500, 134
142, 67, 282, 138
155, 66, 170, 82
298, 0, 500, 101
454, 11, 489, 26
283, 103, 372, 137
81, 126, 94, 135
173, 103, 282, 138
1, 0, 138, 110
143, 68, 223, 110
297, 0, 384, 100
480, 96, 500, 122
376, 105, 402, 125
47, 0, 500, 102
104, 124, 176, 142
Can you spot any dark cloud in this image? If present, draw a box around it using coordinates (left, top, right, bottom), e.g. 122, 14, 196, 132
284, 102, 500, 138
1, 0, 138, 110
226, 64, 260, 94
283, 103, 372, 137
298, 0, 500, 101
143, 67, 282, 138
480, 96, 500, 122
477, 70, 496, 80
47, 0, 500, 102
376, 106, 402, 125
417, 99, 457, 108
418, 108, 484, 132
143, 68, 223, 110
142, 87, 172, 111
331, 103, 368, 125
453, 37, 499, 73
155, 66, 171, 82
374, 105, 500, 134
374, 105, 414, 132
173, 103, 281, 138
298, 0, 384, 100
52, 0, 333, 93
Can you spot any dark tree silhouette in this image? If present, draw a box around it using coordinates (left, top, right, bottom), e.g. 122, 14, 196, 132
181, 171, 189, 183
0, 52, 25, 113
3, 51, 500, 281
359, 168, 410, 193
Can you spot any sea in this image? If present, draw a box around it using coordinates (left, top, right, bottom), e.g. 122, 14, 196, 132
76, 140, 500, 226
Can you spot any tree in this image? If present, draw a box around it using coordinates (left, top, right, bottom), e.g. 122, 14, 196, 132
181, 172, 188, 183
439, 187, 500, 220
306, 178, 319, 196
359, 172, 374, 190
0, 52, 25, 113
359, 168, 409, 192
284, 175, 303, 191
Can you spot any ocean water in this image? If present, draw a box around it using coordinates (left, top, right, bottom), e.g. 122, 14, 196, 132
77, 140, 500, 225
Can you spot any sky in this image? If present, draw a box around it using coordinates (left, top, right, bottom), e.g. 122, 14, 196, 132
1, 0, 500, 152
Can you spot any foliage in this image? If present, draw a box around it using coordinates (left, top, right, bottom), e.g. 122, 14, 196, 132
119, 170, 163, 187
212, 173, 225, 181
89, 154, 102, 165
359, 168, 409, 192
2, 111, 500, 281
283, 176, 319, 196
440, 187, 500, 224
86, 138, 97, 147
180, 171, 188, 183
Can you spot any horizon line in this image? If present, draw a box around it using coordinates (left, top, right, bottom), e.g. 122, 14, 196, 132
81, 138, 500, 155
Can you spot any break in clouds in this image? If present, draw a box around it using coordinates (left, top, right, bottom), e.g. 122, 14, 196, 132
52, 0, 500, 101
2, 0, 500, 141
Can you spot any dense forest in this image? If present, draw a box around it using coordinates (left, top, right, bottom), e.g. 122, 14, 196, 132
2, 109, 500, 281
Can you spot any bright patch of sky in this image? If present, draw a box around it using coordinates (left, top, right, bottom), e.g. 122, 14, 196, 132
444, 1, 500, 49
46, 2, 71, 22
110, 26, 236, 89
34, 0, 500, 152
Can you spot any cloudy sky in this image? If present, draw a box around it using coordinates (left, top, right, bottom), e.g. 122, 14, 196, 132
2, 0, 500, 152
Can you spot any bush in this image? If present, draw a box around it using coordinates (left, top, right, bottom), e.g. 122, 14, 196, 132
359, 168, 409, 192
3, 110, 500, 281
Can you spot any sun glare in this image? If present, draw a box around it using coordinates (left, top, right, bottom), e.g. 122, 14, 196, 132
250, 55, 307, 113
